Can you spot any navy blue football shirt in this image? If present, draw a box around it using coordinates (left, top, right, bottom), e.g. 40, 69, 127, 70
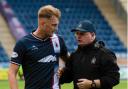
11, 32, 68, 89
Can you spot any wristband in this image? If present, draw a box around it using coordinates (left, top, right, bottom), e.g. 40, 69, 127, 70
91, 80, 96, 88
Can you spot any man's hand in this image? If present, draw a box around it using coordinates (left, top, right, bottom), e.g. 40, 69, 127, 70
58, 58, 65, 78
77, 79, 92, 89
57, 67, 64, 78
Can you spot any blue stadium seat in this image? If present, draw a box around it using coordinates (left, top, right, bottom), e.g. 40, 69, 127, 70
0, 43, 9, 62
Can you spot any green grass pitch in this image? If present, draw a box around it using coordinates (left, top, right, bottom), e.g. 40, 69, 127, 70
0, 80, 127, 89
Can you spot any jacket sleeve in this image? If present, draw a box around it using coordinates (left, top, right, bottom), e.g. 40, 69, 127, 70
60, 56, 73, 84
100, 50, 120, 88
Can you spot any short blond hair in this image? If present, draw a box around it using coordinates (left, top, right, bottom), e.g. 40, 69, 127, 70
38, 5, 61, 19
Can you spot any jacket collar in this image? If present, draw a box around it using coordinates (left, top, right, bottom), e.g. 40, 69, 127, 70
77, 39, 97, 51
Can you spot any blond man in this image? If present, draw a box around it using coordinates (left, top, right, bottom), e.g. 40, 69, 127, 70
8, 5, 68, 89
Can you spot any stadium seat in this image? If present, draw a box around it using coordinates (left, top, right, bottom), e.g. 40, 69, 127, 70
0, 43, 9, 62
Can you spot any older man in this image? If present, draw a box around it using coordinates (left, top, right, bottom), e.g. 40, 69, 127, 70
60, 20, 120, 89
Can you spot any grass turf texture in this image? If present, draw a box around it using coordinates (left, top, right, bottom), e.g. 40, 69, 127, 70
0, 80, 127, 89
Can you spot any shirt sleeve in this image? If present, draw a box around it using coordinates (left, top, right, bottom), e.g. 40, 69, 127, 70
10, 40, 25, 65
59, 37, 68, 58
100, 50, 120, 88
60, 54, 73, 84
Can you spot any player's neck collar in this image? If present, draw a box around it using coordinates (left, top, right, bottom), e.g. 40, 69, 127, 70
31, 32, 49, 41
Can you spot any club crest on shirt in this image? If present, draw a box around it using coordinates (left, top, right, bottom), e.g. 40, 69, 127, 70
91, 56, 96, 64
31, 45, 38, 50
11, 52, 18, 58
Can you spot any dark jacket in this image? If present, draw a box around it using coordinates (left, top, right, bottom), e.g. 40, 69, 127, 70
60, 40, 120, 89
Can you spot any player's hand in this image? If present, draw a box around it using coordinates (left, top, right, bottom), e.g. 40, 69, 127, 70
57, 67, 64, 78
77, 79, 92, 89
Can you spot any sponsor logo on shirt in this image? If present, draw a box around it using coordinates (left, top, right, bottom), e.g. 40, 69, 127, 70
11, 52, 18, 58
38, 55, 57, 63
